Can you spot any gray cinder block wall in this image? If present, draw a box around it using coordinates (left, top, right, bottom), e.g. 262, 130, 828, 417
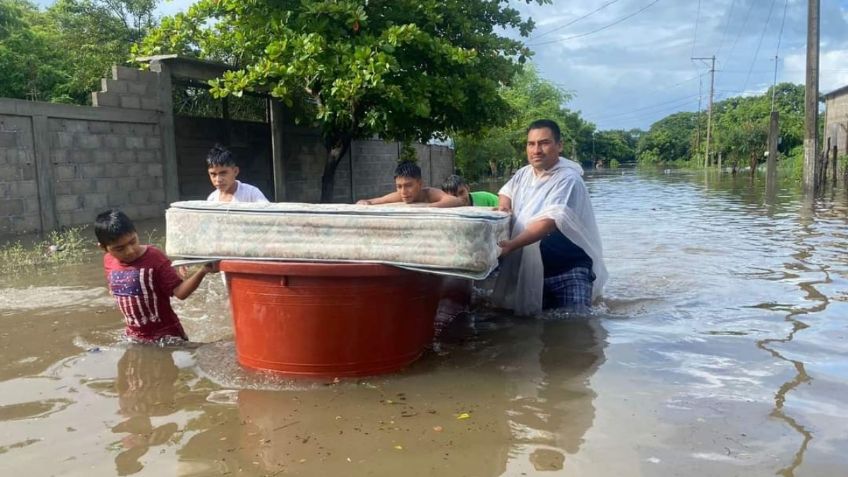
824, 87, 848, 156
346, 140, 454, 202
0, 66, 166, 236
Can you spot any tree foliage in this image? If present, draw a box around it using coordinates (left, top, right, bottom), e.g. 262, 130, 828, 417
135, 0, 549, 201
0, 0, 158, 103
636, 111, 699, 164
454, 66, 602, 180
636, 83, 807, 167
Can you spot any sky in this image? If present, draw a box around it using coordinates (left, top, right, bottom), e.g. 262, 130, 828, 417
34, 0, 848, 131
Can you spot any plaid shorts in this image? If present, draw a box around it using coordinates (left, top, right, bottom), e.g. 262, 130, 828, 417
542, 267, 595, 310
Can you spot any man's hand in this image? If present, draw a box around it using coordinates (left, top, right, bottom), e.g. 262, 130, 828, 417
498, 239, 515, 257
496, 205, 512, 213
356, 199, 373, 205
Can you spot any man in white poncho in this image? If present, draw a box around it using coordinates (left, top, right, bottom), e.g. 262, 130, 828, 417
493, 119, 607, 316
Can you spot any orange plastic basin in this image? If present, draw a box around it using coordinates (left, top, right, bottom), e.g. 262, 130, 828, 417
219, 260, 445, 377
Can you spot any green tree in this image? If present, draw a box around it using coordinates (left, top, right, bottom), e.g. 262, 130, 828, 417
594, 129, 638, 165
643, 82, 806, 168
636, 111, 698, 164
136, 0, 548, 202
454, 66, 599, 180
47, 0, 158, 102
0, 0, 159, 103
0, 0, 68, 101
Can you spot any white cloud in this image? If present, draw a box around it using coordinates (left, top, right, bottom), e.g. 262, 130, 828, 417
514, 0, 848, 129
785, 48, 848, 94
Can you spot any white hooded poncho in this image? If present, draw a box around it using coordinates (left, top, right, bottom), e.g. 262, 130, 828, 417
492, 157, 607, 316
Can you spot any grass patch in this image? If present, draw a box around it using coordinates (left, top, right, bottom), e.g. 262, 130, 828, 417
0, 226, 94, 273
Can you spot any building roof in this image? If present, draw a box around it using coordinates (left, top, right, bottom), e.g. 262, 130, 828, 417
823, 84, 848, 100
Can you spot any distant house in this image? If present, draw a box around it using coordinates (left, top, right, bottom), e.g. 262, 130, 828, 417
823, 84, 848, 155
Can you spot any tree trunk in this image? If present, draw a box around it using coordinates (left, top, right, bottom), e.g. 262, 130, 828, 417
320, 135, 352, 203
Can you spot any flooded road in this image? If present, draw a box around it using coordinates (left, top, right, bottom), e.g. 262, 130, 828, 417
1, 169, 846, 476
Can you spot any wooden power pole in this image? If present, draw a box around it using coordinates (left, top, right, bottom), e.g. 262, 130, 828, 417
767, 56, 780, 192
803, 0, 820, 192
693, 56, 716, 167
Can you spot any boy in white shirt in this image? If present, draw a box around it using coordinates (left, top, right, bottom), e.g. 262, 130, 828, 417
206, 144, 269, 203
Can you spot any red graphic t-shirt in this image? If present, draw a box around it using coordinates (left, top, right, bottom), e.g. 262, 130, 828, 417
103, 246, 187, 341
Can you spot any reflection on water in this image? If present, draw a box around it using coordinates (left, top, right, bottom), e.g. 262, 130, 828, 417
0, 169, 847, 475
113, 347, 181, 475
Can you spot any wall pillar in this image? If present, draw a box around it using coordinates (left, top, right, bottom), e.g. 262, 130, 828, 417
148, 60, 180, 204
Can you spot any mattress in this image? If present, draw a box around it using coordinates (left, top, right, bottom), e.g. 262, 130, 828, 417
165, 201, 511, 279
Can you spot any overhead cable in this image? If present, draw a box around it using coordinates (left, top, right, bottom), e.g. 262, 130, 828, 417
528, 0, 662, 47
530, 0, 621, 40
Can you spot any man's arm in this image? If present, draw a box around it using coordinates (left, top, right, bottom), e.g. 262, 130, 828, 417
357, 191, 402, 205
498, 218, 556, 257
426, 188, 465, 208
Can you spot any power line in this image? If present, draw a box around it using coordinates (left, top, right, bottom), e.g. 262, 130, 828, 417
530, 1, 621, 41
691, 0, 702, 58
741, 0, 778, 94
774, 0, 789, 54
714, 0, 738, 58
595, 100, 701, 127
721, 0, 757, 67
528, 0, 662, 47
591, 94, 700, 122
588, 74, 701, 121
771, 0, 789, 111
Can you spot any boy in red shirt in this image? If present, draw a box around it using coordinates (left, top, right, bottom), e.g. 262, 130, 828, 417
95, 209, 218, 342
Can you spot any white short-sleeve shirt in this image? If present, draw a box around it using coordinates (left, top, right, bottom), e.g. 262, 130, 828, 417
207, 180, 269, 203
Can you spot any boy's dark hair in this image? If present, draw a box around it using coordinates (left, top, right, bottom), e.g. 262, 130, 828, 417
441, 174, 467, 195
394, 161, 422, 180
527, 119, 562, 143
95, 209, 136, 245
206, 143, 237, 168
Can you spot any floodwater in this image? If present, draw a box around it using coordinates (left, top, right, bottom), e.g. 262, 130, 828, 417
1, 169, 846, 476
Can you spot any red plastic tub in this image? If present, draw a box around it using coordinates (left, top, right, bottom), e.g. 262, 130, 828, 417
219, 260, 445, 376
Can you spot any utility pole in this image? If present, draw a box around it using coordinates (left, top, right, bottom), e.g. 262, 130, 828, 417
697, 75, 702, 163
692, 56, 715, 168
767, 55, 780, 192
803, 0, 820, 192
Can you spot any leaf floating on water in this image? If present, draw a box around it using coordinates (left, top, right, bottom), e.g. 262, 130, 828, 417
456, 413, 471, 420
433, 426, 443, 432
393, 445, 403, 450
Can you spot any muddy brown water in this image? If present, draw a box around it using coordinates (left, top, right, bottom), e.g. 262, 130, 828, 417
1, 170, 846, 476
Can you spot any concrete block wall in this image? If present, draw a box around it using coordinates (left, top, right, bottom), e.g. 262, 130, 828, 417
0, 116, 40, 235
92, 66, 162, 112
0, 65, 166, 237
49, 119, 165, 226
348, 140, 455, 202
824, 94, 848, 155
349, 140, 400, 201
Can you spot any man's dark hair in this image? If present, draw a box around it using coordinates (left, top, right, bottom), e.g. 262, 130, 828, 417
394, 161, 422, 180
206, 143, 237, 168
527, 119, 562, 143
441, 174, 467, 195
94, 209, 136, 245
